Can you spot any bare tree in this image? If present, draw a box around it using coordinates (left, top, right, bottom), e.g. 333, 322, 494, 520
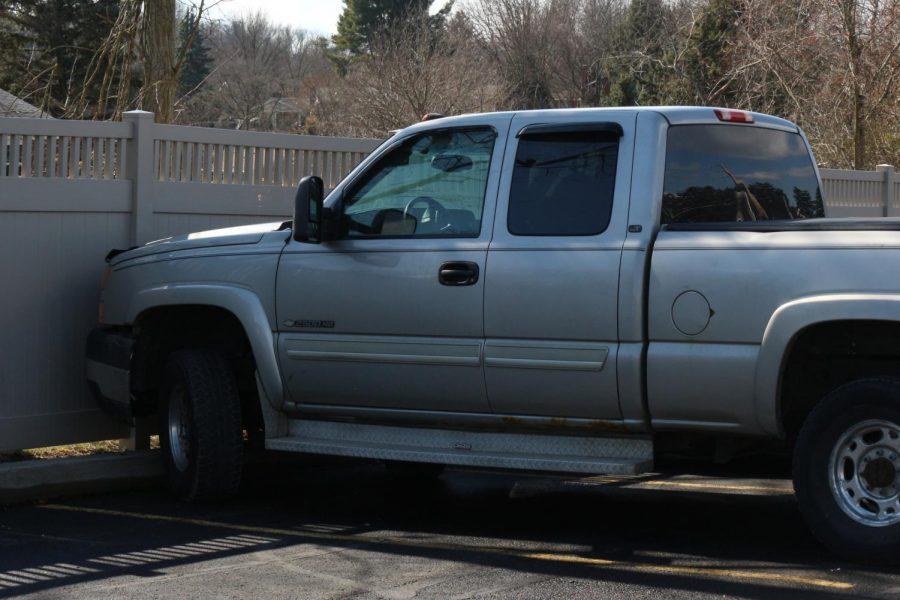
192, 14, 296, 128
728, 0, 900, 168
140, 0, 177, 122
312, 12, 499, 136
26, 0, 893, 169
468, 0, 559, 109
546, 0, 628, 106
287, 29, 329, 85
466, 0, 647, 109
59, 0, 207, 121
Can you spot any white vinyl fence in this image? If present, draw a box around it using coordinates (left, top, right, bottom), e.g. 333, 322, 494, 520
0, 111, 380, 452
821, 165, 899, 218
0, 111, 897, 453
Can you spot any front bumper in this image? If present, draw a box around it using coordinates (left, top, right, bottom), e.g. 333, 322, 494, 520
86, 327, 135, 423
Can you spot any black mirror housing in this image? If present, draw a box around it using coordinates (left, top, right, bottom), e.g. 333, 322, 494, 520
293, 176, 325, 243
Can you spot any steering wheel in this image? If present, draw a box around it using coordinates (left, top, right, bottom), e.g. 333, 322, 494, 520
404, 196, 445, 223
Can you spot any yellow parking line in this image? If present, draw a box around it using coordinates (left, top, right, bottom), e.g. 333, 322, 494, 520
523, 553, 853, 590
40, 503, 851, 591
634, 480, 794, 495
574, 476, 793, 495
42, 504, 326, 540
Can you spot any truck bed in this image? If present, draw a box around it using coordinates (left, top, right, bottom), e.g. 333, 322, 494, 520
663, 218, 900, 232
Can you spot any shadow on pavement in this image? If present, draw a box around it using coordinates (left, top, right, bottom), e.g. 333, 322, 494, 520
0, 454, 895, 599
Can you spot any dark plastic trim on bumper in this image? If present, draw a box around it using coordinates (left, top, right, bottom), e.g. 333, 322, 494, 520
86, 327, 135, 423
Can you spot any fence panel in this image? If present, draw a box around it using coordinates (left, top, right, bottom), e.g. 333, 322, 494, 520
0, 118, 136, 451
144, 123, 380, 239
1, 110, 897, 453
820, 168, 893, 218
0, 113, 380, 452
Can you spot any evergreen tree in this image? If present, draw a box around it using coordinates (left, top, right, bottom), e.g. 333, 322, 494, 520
610, 0, 670, 106
681, 0, 742, 104
0, 0, 119, 114
332, 0, 453, 57
178, 10, 212, 98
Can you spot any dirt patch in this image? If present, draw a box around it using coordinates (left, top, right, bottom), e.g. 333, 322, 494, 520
0, 441, 124, 463
0, 437, 159, 463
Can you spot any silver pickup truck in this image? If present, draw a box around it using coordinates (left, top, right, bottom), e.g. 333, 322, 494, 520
87, 106, 900, 561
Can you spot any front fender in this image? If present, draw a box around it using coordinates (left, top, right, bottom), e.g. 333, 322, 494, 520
128, 283, 284, 409
755, 293, 900, 436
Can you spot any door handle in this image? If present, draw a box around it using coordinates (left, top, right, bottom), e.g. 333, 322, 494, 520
439, 261, 479, 286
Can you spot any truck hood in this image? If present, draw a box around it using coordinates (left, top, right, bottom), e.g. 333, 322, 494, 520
109, 221, 288, 265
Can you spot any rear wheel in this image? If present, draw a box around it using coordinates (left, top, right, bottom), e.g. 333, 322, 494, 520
793, 378, 900, 562
159, 349, 243, 501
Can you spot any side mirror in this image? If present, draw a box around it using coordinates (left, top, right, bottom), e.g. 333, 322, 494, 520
293, 176, 325, 243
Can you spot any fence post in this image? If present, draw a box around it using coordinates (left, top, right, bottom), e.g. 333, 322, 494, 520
121, 111, 154, 451
878, 164, 896, 217
123, 110, 155, 245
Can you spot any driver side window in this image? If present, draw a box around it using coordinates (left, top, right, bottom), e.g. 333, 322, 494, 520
342, 127, 497, 238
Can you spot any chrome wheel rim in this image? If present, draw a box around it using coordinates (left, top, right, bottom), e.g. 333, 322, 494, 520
167, 383, 191, 472
829, 419, 900, 527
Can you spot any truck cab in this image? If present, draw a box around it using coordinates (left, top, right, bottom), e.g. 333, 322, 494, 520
88, 107, 900, 562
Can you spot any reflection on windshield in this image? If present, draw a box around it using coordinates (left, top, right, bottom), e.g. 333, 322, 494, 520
662, 125, 824, 224
341, 127, 497, 238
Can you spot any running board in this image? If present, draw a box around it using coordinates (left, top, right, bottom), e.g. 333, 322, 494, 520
266, 420, 654, 475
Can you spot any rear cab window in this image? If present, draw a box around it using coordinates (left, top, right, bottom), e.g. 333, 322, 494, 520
508, 129, 619, 236
661, 124, 824, 224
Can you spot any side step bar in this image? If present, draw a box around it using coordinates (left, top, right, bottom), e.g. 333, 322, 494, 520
267, 420, 654, 475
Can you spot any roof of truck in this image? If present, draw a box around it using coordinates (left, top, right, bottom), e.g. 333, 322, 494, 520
400, 106, 798, 135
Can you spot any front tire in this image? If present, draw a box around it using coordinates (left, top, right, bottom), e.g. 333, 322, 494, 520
793, 378, 900, 562
159, 349, 243, 501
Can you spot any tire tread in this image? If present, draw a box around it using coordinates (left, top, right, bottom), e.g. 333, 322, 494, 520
793, 377, 900, 563
164, 349, 243, 501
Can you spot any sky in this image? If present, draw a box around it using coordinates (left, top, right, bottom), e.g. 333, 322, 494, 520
208, 0, 345, 36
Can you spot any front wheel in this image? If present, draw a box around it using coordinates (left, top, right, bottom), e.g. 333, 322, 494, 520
793, 378, 900, 562
159, 349, 244, 501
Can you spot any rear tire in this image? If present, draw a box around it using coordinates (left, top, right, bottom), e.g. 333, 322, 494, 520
159, 349, 243, 501
793, 378, 900, 563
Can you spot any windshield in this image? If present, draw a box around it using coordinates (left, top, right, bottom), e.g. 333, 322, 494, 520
661, 124, 824, 224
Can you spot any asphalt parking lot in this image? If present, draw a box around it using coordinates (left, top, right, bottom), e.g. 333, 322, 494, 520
1, 455, 899, 599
